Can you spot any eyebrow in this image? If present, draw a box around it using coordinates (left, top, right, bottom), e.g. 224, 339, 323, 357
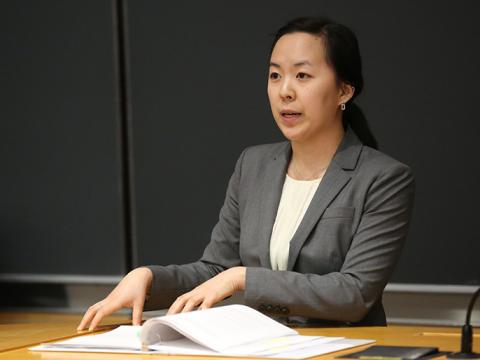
269, 60, 313, 68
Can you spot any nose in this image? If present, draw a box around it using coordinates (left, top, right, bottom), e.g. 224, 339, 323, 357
279, 77, 295, 102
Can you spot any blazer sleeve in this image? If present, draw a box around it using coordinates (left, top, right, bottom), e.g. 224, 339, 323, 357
143, 149, 246, 311
244, 162, 415, 323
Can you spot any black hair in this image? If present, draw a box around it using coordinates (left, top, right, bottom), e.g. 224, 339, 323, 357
271, 17, 378, 149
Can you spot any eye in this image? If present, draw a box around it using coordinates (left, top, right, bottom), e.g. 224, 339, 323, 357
297, 72, 311, 80
269, 72, 280, 80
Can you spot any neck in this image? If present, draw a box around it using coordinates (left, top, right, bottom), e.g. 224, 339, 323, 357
288, 121, 345, 180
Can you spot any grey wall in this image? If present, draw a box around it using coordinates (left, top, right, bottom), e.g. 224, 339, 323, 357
0, 1, 126, 276
128, 0, 480, 285
1, 0, 479, 297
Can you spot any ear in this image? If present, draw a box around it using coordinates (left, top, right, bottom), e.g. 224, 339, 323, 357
338, 83, 355, 105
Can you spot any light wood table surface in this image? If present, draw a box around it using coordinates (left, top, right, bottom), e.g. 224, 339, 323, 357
0, 312, 130, 353
0, 312, 478, 360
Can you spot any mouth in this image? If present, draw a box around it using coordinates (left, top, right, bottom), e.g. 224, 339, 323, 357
279, 110, 302, 126
280, 111, 302, 117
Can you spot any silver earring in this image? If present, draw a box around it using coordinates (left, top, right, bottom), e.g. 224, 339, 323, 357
340, 103, 346, 111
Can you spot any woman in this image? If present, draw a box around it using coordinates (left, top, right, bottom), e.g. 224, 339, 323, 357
78, 17, 414, 331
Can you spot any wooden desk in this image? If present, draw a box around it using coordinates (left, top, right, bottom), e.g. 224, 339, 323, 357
0, 312, 129, 353
0, 312, 478, 360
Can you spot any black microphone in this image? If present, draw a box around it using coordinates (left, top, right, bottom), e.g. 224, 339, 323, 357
447, 287, 480, 359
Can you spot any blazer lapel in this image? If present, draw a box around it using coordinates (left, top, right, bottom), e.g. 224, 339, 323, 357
257, 143, 291, 268
286, 129, 363, 271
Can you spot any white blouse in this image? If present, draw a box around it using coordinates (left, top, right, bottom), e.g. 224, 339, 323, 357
269, 174, 324, 271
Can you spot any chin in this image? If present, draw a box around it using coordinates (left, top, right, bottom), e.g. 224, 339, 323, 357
279, 128, 305, 143
274, 121, 294, 138
276, 122, 298, 137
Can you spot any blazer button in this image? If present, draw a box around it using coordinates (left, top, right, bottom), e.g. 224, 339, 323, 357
280, 307, 289, 315
259, 304, 266, 312
266, 305, 273, 312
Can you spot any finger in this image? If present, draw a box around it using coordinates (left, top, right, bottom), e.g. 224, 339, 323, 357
131, 299, 145, 326
167, 295, 187, 315
88, 301, 120, 331
199, 298, 214, 310
77, 308, 95, 331
77, 302, 102, 330
181, 296, 202, 313
167, 299, 184, 315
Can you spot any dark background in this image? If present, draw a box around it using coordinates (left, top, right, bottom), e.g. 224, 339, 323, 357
1, 0, 479, 287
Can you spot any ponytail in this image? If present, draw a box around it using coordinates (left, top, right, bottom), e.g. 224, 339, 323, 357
343, 103, 378, 149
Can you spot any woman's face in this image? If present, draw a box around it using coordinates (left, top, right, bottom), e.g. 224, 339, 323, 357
268, 32, 351, 143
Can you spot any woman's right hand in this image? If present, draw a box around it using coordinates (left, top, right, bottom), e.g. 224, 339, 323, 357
77, 267, 153, 331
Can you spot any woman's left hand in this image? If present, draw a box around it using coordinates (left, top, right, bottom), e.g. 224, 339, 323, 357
167, 266, 246, 314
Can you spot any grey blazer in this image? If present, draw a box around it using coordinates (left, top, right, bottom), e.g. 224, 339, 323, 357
145, 128, 415, 326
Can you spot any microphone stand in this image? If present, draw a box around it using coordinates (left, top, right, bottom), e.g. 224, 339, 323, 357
447, 287, 480, 359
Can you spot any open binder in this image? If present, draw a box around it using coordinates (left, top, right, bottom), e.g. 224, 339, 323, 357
31, 304, 374, 359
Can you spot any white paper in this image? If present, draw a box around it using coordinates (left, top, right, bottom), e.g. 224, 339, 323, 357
32, 326, 145, 352
30, 304, 375, 359
142, 304, 297, 352
263, 338, 376, 359
224, 335, 343, 355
